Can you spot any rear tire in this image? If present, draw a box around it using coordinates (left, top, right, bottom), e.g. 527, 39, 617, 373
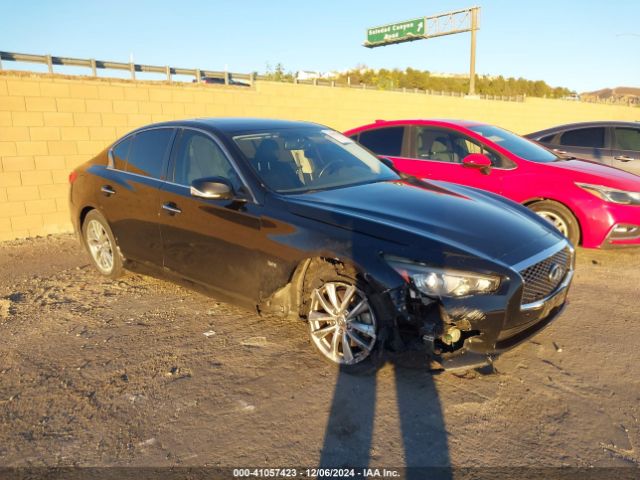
302, 260, 387, 375
82, 210, 124, 279
528, 200, 580, 246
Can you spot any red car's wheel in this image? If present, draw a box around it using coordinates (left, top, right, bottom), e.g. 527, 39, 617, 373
529, 200, 580, 246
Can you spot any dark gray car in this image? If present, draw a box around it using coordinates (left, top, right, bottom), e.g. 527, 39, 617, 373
525, 121, 640, 175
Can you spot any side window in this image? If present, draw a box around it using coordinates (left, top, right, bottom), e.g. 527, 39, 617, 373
559, 128, 605, 148
358, 127, 404, 156
613, 128, 640, 151
111, 136, 132, 170
480, 146, 511, 168
415, 127, 458, 163
127, 128, 175, 178
450, 132, 507, 167
454, 137, 483, 155
415, 127, 510, 167
172, 130, 241, 189
540, 134, 556, 143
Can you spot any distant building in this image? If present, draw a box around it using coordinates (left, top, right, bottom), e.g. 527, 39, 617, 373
296, 71, 320, 81
295, 70, 340, 81
581, 87, 640, 105
429, 72, 468, 79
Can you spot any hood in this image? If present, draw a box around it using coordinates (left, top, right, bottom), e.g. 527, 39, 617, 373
284, 179, 563, 266
546, 159, 640, 190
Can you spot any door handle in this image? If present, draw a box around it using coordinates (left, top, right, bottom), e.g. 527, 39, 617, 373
101, 185, 116, 196
553, 149, 568, 155
614, 155, 634, 162
161, 202, 182, 215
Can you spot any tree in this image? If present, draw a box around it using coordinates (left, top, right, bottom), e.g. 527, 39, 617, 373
264, 64, 572, 98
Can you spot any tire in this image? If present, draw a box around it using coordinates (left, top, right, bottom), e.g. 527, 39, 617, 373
82, 210, 124, 279
528, 200, 580, 246
302, 260, 387, 375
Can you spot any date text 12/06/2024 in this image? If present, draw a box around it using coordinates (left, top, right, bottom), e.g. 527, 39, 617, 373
233, 468, 401, 478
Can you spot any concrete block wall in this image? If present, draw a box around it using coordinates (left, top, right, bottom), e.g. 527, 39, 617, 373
1, 70, 638, 241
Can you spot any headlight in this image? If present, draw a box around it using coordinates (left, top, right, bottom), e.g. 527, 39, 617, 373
385, 255, 501, 298
576, 183, 640, 205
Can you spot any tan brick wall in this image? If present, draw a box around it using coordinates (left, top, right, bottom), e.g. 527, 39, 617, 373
1, 70, 639, 241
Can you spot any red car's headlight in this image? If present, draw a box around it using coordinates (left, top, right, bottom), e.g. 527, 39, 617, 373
576, 183, 640, 206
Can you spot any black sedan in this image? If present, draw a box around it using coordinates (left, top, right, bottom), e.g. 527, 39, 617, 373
69, 118, 574, 373
526, 121, 640, 176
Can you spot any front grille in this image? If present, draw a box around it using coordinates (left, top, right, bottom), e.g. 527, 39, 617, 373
520, 247, 571, 305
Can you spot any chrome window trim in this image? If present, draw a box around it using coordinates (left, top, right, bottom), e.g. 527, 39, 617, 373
104, 166, 165, 183
107, 125, 257, 204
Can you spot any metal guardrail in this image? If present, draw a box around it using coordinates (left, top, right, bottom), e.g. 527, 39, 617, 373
0, 50, 254, 85
0, 50, 524, 101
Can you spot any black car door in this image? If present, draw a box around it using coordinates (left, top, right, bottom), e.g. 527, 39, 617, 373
611, 126, 640, 175
158, 128, 268, 305
100, 127, 176, 266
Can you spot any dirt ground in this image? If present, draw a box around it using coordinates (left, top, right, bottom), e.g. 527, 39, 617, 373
0, 234, 639, 470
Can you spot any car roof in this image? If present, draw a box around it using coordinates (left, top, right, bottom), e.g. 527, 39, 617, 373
527, 120, 640, 136
132, 117, 325, 135
354, 119, 487, 130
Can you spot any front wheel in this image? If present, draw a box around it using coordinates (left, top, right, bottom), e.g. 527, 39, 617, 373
528, 200, 580, 246
304, 262, 385, 374
82, 210, 124, 279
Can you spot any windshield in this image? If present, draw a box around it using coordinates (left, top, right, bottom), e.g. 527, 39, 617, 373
232, 128, 399, 193
469, 124, 558, 163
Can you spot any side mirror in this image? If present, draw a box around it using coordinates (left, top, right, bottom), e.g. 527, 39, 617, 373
462, 153, 492, 168
462, 154, 492, 174
190, 177, 234, 200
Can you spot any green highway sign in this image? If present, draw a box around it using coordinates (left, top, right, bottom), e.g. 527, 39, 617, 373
362, 7, 480, 95
365, 17, 426, 47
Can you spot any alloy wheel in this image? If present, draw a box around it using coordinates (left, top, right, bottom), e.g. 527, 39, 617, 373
308, 282, 377, 365
86, 219, 114, 274
535, 210, 569, 237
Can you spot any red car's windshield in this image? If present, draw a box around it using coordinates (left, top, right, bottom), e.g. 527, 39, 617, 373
469, 124, 558, 163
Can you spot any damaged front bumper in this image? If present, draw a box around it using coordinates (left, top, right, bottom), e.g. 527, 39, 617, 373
386, 252, 574, 371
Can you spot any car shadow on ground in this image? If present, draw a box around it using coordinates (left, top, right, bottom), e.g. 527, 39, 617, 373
318, 354, 453, 479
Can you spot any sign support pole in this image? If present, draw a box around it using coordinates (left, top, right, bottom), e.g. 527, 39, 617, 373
469, 7, 478, 95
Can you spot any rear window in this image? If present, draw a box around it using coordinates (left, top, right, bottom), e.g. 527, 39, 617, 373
358, 127, 404, 156
126, 128, 175, 178
559, 128, 605, 148
112, 136, 132, 170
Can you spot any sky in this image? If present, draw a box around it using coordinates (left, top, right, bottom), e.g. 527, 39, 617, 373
1, 0, 639, 92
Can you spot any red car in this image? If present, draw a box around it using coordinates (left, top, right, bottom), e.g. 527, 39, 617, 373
345, 120, 640, 248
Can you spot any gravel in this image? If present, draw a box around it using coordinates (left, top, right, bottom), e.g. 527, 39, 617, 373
0, 234, 638, 468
